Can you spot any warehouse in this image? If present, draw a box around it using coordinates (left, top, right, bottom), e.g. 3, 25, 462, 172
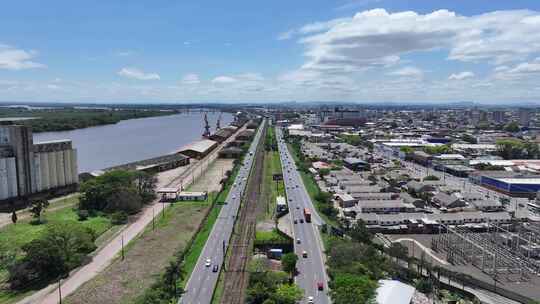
480, 175, 540, 197
209, 127, 236, 143
177, 139, 218, 159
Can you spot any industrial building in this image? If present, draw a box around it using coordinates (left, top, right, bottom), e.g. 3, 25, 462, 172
177, 139, 218, 159
480, 175, 540, 197
0, 122, 78, 209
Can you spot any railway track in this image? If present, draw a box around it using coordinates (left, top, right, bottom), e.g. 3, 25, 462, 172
220, 124, 266, 304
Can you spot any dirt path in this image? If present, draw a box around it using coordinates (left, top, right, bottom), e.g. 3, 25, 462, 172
16, 124, 248, 304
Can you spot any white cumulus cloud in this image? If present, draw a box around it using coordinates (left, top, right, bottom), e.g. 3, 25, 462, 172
0, 44, 46, 70
388, 66, 424, 77
181, 73, 201, 85
291, 8, 540, 75
448, 71, 475, 80
212, 76, 237, 84
118, 67, 160, 80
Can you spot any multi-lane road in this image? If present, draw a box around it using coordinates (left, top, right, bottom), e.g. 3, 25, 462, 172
276, 128, 331, 304
180, 119, 266, 304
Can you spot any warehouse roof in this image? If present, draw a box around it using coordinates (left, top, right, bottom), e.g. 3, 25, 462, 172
497, 178, 540, 184
376, 280, 415, 304
178, 139, 217, 153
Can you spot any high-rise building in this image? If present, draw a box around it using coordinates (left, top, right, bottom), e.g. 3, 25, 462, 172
0, 121, 78, 207
519, 108, 531, 127
493, 110, 505, 124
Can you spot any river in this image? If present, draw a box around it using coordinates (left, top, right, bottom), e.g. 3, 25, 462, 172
33, 112, 233, 173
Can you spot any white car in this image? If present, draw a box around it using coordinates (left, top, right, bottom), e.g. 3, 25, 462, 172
307, 296, 314, 303
205, 258, 211, 267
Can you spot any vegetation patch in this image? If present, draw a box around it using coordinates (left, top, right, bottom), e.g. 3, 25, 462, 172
246, 256, 303, 304
254, 229, 290, 247
0, 108, 173, 133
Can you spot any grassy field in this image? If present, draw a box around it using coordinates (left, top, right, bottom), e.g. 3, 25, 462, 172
260, 150, 285, 221
0, 196, 112, 304
0, 205, 111, 256
260, 126, 285, 221
63, 200, 210, 304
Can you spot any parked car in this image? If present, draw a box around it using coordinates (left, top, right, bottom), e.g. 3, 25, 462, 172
212, 265, 219, 272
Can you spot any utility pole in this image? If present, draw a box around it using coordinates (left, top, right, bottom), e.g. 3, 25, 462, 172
152, 207, 155, 231
58, 279, 62, 304
121, 235, 125, 261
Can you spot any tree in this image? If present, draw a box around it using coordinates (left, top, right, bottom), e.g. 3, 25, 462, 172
504, 121, 520, 132
29, 198, 49, 224
247, 282, 272, 304
400, 146, 414, 154
387, 243, 409, 262
281, 253, 298, 276
106, 188, 143, 214
495, 139, 539, 159
329, 273, 378, 304
423, 145, 451, 155
8, 222, 96, 289
349, 220, 373, 244
134, 171, 157, 203
272, 284, 303, 304
318, 168, 331, 177
80, 170, 156, 214
462, 133, 477, 144
415, 278, 433, 294
11, 211, 17, 224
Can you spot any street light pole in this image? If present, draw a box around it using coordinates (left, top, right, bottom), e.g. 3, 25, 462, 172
58, 279, 62, 304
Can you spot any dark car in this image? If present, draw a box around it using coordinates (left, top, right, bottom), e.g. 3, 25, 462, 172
293, 219, 298, 224
212, 265, 219, 272
317, 282, 324, 290
300, 219, 304, 223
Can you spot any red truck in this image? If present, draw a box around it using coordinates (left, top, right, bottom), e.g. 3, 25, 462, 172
303, 208, 311, 223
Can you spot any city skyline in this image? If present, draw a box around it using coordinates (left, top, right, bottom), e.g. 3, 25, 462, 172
1, 0, 540, 103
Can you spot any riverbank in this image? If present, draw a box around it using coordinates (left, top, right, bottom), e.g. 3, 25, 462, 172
0, 108, 176, 133
33, 112, 233, 172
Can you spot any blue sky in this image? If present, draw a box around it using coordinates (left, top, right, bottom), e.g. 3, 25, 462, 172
1, 0, 540, 103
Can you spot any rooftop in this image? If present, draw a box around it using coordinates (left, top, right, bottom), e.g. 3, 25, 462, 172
376, 280, 415, 304
177, 139, 218, 153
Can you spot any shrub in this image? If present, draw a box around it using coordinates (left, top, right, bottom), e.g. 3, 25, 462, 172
77, 209, 89, 221
111, 211, 128, 225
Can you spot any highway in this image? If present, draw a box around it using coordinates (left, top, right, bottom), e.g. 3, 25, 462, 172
179, 119, 266, 304
276, 128, 331, 304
